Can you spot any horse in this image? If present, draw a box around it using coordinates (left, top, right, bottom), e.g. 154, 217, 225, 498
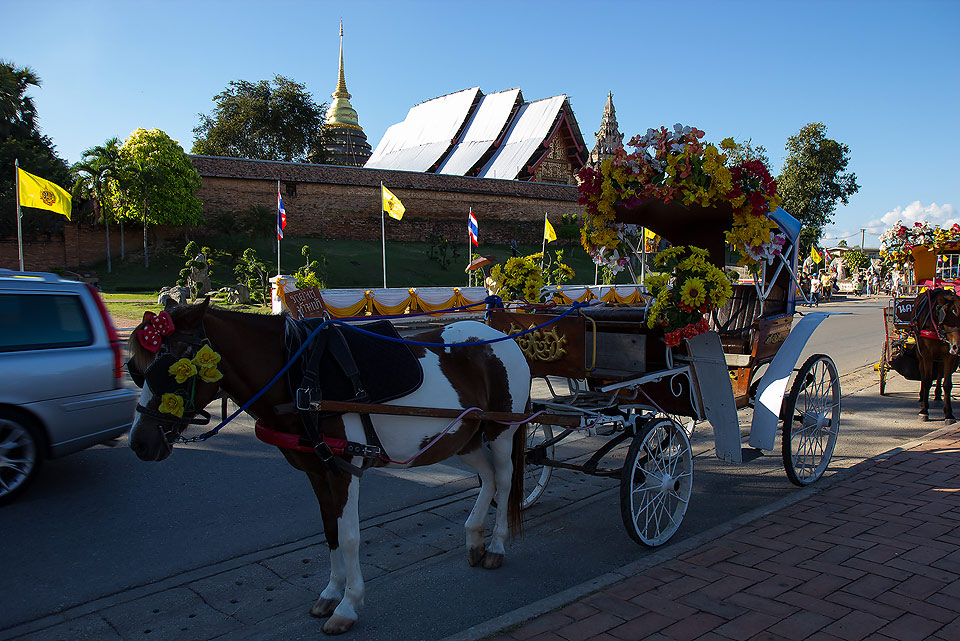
127, 299, 531, 635
912, 288, 960, 424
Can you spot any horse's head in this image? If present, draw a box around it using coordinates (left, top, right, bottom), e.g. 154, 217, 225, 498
128, 299, 225, 461
932, 289, 960, 355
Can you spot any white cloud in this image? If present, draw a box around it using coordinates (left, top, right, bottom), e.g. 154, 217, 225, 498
879, 201, 958, 228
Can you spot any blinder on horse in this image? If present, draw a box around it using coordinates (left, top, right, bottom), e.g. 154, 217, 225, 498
129, 311, 222, 439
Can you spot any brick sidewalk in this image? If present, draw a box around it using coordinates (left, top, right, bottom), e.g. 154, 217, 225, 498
488, 429, 960, 641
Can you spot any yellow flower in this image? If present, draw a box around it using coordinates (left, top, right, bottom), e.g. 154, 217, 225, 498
192, 344, 222, 369
168, 358, 198, 384
159, 393, 184, 418
199, 366, 223, 383
680, 277, 707, 307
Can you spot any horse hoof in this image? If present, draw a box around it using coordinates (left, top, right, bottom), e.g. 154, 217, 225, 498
310, 598, 339, 618
468, 545, 486, 567
947, 418, 956, 426
481, 552, 504, 570
920, 414, 929, 421
322, 615, 355, 635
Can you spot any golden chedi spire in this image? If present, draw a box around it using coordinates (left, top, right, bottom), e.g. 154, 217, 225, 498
326, 20, 361, 129
322, 21, 372, 166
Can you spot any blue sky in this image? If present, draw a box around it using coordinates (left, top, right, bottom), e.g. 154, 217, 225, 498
6, 0, 958, 247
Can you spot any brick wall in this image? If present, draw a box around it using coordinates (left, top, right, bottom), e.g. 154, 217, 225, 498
0, 224, 180, 272
193, 157, 582, 245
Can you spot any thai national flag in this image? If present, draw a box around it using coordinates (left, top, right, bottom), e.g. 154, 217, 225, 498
468, 210, 478, 246
277, 183, 286, 240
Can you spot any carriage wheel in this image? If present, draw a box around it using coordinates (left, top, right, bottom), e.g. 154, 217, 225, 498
521, 423, 554, 510
879, 341, 889, 396
619, 417, 693, 547
781, 354, 841, 486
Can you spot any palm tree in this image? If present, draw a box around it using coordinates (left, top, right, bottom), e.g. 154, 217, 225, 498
0, 60, 40, 140
71, 138, 121, 272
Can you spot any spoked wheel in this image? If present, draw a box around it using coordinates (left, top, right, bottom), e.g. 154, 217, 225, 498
879, 341, 889, 396
781, 354, 841, 486
521, 423, 554, 509
619, 417, 693, 547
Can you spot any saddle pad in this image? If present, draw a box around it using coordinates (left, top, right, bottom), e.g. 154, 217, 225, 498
285, 317, 423, 413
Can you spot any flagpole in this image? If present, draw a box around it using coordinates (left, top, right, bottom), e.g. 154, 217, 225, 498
15, 159, 23, 271
381, 182, 387, 288
277, 179, 281, 277
540, 213, 547, 269
467, 207, 472, 287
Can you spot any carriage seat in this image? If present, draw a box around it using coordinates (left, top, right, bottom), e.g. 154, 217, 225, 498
710, 284, 761, 340
284, 317, 423, 416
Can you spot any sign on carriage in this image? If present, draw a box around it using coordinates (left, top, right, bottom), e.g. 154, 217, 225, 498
285, 286, 325, 319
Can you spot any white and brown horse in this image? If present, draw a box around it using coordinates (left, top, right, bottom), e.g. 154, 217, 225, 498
127, 300, 530, 634
913, 288, 960, 424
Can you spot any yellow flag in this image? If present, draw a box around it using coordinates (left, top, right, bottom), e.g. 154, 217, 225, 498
810, 246, 822, 264
544, 216, 557, 243
382, 185, 405, 220
18, 167, 72, 220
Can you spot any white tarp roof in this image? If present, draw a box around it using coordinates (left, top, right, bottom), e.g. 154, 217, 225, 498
364, 87, 480, 172
437, 89, 521, 176
478, 95, 566, 180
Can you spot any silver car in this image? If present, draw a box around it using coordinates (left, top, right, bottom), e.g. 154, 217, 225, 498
0, 269, 139, 504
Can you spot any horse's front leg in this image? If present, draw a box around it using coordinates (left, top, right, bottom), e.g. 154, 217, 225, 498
323, 472, 364, 635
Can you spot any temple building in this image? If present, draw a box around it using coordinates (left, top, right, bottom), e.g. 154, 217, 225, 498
322, 23, 372, 167
365, 87, 588, 184
587, 92, 624, 168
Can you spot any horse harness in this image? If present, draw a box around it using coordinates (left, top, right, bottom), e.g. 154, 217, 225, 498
911, 288, 960, 343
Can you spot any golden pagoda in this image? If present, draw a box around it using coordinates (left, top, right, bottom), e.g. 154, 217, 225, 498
323, 22, 372, 166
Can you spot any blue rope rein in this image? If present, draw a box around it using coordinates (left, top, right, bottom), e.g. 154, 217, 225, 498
185, 298, 593, 442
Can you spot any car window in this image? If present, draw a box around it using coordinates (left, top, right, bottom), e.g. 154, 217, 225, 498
0, 293, 94, 352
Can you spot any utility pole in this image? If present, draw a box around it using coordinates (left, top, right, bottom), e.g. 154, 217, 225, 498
861, 228, 866, 251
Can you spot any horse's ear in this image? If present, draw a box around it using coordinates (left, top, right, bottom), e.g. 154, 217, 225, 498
174, 297, 210, 329
164, 297, 178, 312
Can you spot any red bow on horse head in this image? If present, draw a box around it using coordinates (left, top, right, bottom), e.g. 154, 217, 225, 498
137, 311, 175, 353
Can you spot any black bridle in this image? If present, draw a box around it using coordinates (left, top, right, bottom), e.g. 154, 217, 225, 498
129, 325, 219, 442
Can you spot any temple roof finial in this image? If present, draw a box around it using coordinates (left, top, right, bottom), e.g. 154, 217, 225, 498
326, 20, 360, 128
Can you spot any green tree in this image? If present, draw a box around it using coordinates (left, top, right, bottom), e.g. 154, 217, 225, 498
294, 244, 325, 289
192, 75, 329, 163
0, 60, 72, 240
843, 249, 868, 272
71, 137, 121, 271
234, 248, 269, 305
109, 128, 203, 267
724, 137, 770, 166
777, 122, 860, 251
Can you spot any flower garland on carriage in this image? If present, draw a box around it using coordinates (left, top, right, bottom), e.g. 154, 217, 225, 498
577, 124, 786, 345
879, 220, 960, 268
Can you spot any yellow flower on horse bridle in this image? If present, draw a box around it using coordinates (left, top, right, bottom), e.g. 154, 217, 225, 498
168, 358, 198, 384
198, 366, 223, 383
159, 393, 185, 418
192, 344, 222, 369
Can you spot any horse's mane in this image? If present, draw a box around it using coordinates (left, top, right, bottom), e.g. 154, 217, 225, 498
126, 302, 286, 372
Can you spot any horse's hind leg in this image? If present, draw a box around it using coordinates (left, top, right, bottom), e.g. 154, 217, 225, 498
944, 359, 957, 425
322, 473, 364, 635
480, 428, 518, 570
458, 445, 495, 567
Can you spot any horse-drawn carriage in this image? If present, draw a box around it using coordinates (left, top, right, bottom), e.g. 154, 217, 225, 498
878, 224, 960, 396
125, 126, 843, 635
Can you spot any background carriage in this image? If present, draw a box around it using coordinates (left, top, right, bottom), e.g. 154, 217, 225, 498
878, 235, 960, 394
488, 199, 841, 547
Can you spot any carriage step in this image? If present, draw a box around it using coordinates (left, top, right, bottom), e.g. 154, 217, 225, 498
740, 447, 764, 463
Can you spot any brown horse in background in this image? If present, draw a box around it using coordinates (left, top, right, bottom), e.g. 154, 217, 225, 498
913, 289, 960, 424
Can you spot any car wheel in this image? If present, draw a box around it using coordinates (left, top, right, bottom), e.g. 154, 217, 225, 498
0, 410, 45, 506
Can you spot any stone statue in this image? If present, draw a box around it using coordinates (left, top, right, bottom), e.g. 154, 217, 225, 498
187, 252, 212, 297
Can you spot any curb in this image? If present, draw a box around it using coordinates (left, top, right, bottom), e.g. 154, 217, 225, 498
440, 422, 959, 641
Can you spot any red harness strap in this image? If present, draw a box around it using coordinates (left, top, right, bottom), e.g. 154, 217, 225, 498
920, 329, 940, 340
255, 420, 349, 454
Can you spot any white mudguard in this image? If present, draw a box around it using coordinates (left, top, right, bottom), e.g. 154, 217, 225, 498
749, 312, 832, 451
686, 331, 741, 463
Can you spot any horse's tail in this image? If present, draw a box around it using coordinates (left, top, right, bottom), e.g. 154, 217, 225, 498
507, 418, 526, 538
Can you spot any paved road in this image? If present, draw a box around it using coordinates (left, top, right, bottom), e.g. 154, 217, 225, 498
3, 296, 926, 641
